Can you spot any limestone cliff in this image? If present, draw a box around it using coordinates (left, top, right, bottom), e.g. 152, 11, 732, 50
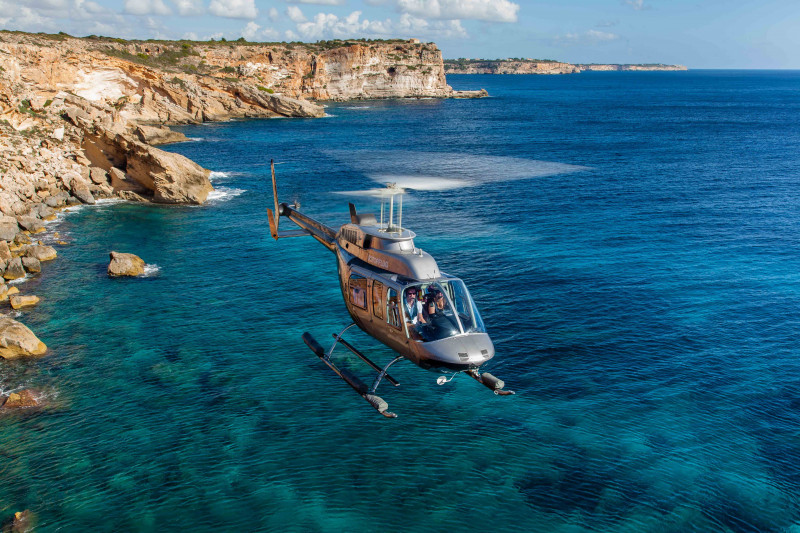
444, 59, 580, 75
0, 31, 476, 217
576, 64, 688, 72
445, 59, 687, 75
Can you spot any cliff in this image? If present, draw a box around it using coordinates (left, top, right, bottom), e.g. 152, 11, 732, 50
576, 64, 688, 72
0, 31, 480, 217
444, 59, 687, 75
444, 59, 579, 75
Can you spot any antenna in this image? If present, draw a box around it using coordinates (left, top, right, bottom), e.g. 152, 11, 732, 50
271, 159, 280, 233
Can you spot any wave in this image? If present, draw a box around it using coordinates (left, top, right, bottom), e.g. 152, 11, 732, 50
206, 187, 246, 203
142, 264, 160, 277
209, 171, 230, 181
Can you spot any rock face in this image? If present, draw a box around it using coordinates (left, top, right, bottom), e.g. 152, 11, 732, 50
3, 258, 25, 280
0, 317, 47, 359
125, 141, 212, 204
108, 251, 145, 277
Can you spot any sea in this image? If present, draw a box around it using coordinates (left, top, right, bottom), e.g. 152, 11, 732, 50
2, 70, 800, 532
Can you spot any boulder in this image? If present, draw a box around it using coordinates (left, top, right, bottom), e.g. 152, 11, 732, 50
89, 166, 108, 185
70, 177, 96, 205
2, 390, 38, 408
0, 284, 8, 301
125, 141, 213, 205
134, 125, 188, 145
15, 216, 44, 234
10, 295, 39, 310
3, 258, 25, 280
26, 245, 57, 261
7, 287, 19, 296
21, 257, 40, 273
0, 216, 19, 242
0, 241, 11, 263
0, 317, 47, 358
108, 251, 145, 277
14, 233, 31, 246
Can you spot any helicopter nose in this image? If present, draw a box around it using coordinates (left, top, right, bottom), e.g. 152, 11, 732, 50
422, 333, 495, 368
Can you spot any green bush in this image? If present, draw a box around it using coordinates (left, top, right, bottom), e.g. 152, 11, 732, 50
257, 86, 275, 94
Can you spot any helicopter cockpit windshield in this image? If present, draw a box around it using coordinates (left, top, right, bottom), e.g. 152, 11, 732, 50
403, 279, 487, 342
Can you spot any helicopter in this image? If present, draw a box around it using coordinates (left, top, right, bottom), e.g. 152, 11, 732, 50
266, 160, 514, 418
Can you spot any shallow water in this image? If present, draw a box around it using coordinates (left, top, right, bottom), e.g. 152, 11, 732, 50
3, 71, 800, 531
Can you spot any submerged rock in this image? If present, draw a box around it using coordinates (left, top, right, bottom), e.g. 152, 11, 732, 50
2, 509, 36, 532
10, 295, 39, 310
108, 251, 145, 277
0, 317, 47, 359
2, 390, 38, 408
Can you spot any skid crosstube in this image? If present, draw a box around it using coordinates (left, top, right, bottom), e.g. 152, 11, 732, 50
302, 332, 397, 418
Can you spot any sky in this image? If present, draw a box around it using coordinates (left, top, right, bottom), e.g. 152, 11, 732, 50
2, 0, 798, 68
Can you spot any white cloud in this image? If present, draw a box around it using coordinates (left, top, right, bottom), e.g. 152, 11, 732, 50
287, 0, 346, 4
183, 31, 199, 39
395, 13, 467, 38
0, 0, 125, 34
208, 0, 257, 19
172, 0, 204, 16
292, 10, 467, 41
624, 0, 647, 10
286, 6, 307, 22
395, 0, 519, 23
268, 7, 279, 21
241, 22, 279, 41
284, 29, 299, 40
124, 0, 172, 16
557, 29, 619, 45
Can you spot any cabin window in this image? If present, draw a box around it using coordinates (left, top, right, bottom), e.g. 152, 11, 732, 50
386, 288, 401, 329
349, 274, 368, 310
372, 281, 385, 319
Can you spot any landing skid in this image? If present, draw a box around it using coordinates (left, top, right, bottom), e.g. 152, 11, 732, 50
302, 324, 403, 418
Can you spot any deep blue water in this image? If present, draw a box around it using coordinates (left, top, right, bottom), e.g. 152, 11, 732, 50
3, 70, 800, 531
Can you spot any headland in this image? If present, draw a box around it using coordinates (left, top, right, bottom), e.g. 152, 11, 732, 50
444, 58, 687, 74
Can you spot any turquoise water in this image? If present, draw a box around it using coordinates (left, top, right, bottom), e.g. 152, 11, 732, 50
3, 71, 800, 531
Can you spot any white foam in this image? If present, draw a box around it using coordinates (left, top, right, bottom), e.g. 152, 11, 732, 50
209, 171, 230, 181
348, 106, 371, 109
7, 275, 29, 285
206, 187, 246, 203
142, 264, 160, 277
323, 113, 337, 118
367, 175, 470, 191
327, 151, 590, 193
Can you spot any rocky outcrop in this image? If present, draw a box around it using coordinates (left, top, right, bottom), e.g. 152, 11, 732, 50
0, 317, 47, 359
108, 251, 145, 277
10, 295, 39, 309
2, 390, 39, 408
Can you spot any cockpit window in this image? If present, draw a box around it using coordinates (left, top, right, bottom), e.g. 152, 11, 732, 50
405, 279, 486, 342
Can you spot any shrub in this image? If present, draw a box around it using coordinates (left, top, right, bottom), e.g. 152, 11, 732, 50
257, 86, 274, 93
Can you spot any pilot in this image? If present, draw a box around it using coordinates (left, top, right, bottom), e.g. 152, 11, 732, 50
423, 287, 458, 338
404, 287, 426, 325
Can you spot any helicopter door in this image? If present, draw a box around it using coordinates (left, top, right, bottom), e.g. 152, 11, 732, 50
386, 288, 402, 330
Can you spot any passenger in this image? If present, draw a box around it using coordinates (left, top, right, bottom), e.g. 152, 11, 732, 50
404, 287, 426, 325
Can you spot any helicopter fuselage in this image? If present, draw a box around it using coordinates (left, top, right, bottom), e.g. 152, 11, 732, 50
275, 201, 495, 372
